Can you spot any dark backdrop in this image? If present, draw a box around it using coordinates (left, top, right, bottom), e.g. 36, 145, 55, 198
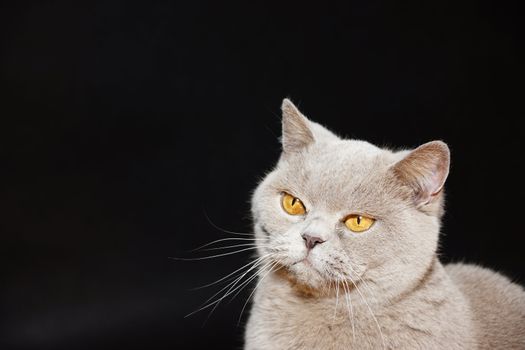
1, 1, 523, 349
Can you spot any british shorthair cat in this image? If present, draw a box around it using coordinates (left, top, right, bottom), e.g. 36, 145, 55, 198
244, 99, 525, 349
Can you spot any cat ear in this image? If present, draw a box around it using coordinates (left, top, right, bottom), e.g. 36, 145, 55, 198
392, 141, 450, 207
281, 99, 315, 154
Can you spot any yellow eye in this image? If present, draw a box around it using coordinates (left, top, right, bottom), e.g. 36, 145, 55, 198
344, 214, 375, 233
281, 193, 306, 215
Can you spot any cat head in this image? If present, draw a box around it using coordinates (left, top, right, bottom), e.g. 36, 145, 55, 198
251, 99, 449, 298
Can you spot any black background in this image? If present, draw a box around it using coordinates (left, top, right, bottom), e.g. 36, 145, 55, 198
1, 1, 523, 349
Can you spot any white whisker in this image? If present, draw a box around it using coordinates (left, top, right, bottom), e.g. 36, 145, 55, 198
200, 243, 270, 252
343, 279, 356, 343
333, 281, 340, 324
170, 246, 262, 261
237, 261, 280, 325
346, 273, 386, 350
203, 211, 253, 236
190, 237, 264, 252
186, 257, 273, 318
190, 254, 271, 290
205, 259, 275, 322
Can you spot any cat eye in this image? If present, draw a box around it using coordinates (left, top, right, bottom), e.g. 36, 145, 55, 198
281, 193, 306, 215
344, 214, 375, 233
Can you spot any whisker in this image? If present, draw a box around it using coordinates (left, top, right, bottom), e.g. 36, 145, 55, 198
203, 211, 253, 236
346, 273, 386, 350
204, 259, 275, 323
345, 265, 381, 305
170, 247, 262, 261
333, 280, 340, 324
185, 257, 272, 318
190, 254, 271, 290
190, 237, 264, 252
228, 261, 274, 302
312, 280, 330, 345
343, 279, 356, 343
237, 261, 280, 325
200, 243, 270, 252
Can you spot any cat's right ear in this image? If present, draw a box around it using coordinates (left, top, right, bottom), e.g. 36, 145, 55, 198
281, 99, 315, 154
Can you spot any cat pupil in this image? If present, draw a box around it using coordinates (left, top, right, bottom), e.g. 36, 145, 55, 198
357, 216, 361, 225
291, 197, 297, 206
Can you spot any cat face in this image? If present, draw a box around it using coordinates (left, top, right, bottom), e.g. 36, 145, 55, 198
251, 99, 449, 295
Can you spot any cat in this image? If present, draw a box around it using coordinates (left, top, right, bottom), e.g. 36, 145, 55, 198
244, 99, 525, 349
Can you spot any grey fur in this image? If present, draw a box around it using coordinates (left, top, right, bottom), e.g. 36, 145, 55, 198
244, 99, 525, 349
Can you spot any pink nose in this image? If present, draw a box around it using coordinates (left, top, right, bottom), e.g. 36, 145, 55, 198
301, 233, 325, 250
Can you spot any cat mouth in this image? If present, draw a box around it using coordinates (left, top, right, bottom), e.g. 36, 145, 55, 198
289, 256, 323, 276
285, 257, 363, 290
292, 256, 314, 268
291, 257, 309, 265
276, 259, 358, 295
299, 258, 312, 267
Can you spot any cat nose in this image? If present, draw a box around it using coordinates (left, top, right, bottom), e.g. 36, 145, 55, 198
301, 233, 325, 250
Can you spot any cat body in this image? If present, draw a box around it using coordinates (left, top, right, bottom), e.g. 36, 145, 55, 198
246, 263, 524, 349
244, 99, 525, 349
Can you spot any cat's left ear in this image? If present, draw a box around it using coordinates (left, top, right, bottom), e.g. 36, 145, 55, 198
392, 141, 450, 207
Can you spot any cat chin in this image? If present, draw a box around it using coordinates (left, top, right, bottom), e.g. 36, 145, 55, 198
278, 259, 327, 290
